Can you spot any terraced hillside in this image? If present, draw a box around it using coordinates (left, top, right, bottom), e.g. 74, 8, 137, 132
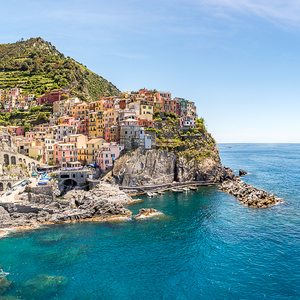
0, 37, 120, 101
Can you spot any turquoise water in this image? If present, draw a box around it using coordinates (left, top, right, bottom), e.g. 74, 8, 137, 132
0, 143, 300, 299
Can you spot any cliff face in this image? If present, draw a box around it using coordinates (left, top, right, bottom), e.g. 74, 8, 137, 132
112, 148, 177, 186
113, 148, 234, 187
113, 116, 234, 187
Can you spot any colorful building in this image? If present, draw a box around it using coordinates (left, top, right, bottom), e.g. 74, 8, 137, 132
179, 116, 195, 127
78, 138, 105, 165
37, 89, 70, 105
54, 142, 78, 167
71, 102, 89, 120
95, 143, 124, 170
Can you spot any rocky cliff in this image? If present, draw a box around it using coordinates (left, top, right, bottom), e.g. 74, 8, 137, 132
112, 115, 235, 186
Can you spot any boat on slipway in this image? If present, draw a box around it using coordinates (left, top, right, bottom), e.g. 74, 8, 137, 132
171, 188, 184, 193
189, 186, 197, 190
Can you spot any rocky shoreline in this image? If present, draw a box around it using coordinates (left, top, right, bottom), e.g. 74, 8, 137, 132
220, 179, 282, 208
0, 183, 134, 235
0, 169, 284, 238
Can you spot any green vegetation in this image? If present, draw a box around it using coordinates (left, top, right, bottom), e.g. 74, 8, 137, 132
154, 114, 219, 162
0, 105, 52, 127
0, 37, 120, 101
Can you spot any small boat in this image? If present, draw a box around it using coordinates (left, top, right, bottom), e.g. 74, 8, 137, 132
172, 188, 183, 193
147, 192, 154, 197
183, 187, 189, 191
189, 186, 197, 190
6, 189, 12, 196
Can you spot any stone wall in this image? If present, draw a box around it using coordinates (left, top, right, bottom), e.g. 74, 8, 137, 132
26, 186, 54, 204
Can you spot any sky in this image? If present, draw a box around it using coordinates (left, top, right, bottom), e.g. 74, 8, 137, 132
1, 0, 300, 142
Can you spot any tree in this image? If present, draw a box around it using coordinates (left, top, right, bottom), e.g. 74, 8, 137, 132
50, 83, 59, 90
36, 112, 48, 122
30, 106, 41, 112
11, 109, 19, 117
61, 93, 69, 100
21, 62, 29, 71
32, 61, 39, 72
23, 123, 30, 134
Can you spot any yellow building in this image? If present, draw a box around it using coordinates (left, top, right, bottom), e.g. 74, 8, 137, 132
153, 100, 164, 113
95, 100, 103, 112
28, 146, 43, 160
71, 102, 88, 119
89, 111, 97, 138
95, 111, 104, 138
78, 138, 105, 164
18, 140, 36, 155
139, 100, 154, 116
44, 137, 56, 164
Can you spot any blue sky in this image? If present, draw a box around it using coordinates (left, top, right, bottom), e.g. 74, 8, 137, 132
1, 0, 300, 142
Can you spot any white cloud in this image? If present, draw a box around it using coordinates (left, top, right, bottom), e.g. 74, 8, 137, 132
199, 0, 300, 25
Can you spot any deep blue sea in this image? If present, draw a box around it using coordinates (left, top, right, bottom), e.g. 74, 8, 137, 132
0, 144, 300, 300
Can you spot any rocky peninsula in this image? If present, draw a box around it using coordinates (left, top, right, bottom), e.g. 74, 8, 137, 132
220, 179, 282, 208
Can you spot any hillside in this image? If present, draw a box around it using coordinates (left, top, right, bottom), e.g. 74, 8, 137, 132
0, 37, 120, 101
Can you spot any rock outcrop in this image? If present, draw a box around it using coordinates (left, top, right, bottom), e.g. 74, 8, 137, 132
112, 116, 235, 187
135, 208, 163, 219
113, 148, 177, 186
239, 169, 248, 176
0, 183, 133, 231
176, 156, 235, 183
220, 179, 282, 208
0, 207, 12, 228
112, 148, 235, 187
0, 276, 13, 296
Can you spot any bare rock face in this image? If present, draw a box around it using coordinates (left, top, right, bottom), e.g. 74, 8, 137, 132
0, 206, 12, 228
220, 179, 282, 208
113, 148, 177, 186
176, 157, 235, 183
113, 148, 235, 187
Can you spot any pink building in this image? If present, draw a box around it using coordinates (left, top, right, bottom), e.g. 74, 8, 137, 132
54, 142, 78, 167
61, 116, 79, 127
95, 143, 124, 170
179, 116, 195, 127
8, 126, 24, 136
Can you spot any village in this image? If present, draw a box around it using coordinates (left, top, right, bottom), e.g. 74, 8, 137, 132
0, 88, 197, 171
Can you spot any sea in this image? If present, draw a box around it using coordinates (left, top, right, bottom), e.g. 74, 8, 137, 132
0, 143, 300, 300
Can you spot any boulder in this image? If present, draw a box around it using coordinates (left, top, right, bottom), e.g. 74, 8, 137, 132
239, 169, 248, 176
0, 276, 13, 295
135, 208, 163, 219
